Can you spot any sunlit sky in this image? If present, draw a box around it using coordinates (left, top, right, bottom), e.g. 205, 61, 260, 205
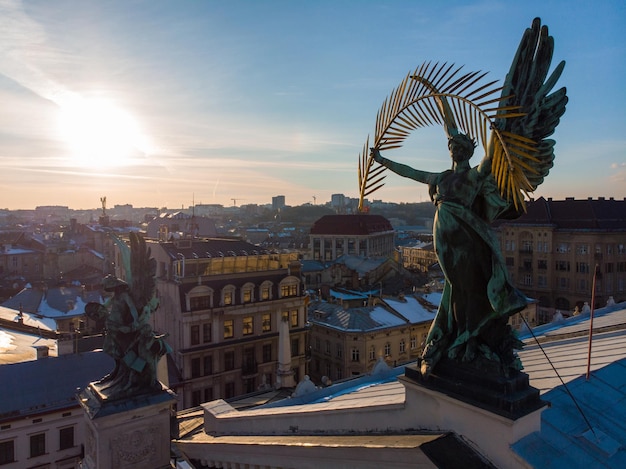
1, 0, 624, 210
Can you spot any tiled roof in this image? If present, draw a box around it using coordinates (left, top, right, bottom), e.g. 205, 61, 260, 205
310, 214, 394, 235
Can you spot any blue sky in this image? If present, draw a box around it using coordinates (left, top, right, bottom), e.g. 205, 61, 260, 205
0, 0, 624, 210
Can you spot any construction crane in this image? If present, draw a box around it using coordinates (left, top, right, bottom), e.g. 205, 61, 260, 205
231, 198, 245, 206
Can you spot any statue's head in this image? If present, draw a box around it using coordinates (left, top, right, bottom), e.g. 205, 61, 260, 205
448, 133, 476, 162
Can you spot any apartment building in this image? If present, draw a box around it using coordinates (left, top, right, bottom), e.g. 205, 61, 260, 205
307, 293, 437, 383
496, 197, 626, 322
309, 214, 395, 261
146, 237, 308, 409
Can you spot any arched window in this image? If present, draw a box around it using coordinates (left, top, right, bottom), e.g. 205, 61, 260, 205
241, 282, 255, 303
259, 281, 273, 301
187, 285, 214, 312
221, 284, 236, 306
279, 277, 299, 298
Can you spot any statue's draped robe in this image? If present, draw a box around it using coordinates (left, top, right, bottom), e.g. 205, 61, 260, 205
422, 166, 527, 368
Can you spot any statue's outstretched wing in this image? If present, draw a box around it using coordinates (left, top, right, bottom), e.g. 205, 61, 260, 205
490, 18, 568, 212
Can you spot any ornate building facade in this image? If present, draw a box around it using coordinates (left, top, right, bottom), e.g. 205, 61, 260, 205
146, 238, 308, 409
496, 197, 626, 322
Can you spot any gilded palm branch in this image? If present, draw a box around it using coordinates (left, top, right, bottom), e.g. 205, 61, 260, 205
357, 62, 537, 211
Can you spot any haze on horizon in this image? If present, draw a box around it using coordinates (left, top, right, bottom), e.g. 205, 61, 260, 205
0, 0, 624, 211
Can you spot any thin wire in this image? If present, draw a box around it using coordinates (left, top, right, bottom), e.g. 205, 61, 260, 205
520, 314, 597, 438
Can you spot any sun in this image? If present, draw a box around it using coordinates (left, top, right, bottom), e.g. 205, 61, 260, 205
57, 96, 155, 169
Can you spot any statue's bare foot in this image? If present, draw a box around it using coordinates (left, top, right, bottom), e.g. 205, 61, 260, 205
420, 360, 432, 379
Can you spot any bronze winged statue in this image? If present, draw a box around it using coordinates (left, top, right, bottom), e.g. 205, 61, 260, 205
358, 18, 567, 378
86, 232, 171, 399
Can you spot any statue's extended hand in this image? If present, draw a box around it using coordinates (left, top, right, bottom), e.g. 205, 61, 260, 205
370, 147, 383, 163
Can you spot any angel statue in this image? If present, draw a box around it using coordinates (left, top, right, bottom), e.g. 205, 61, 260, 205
358, 18, 567, 379
86, 232, 171, 399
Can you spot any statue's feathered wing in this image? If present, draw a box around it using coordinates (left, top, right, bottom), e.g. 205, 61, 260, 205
357, 18, 567, 213
112, 232, 159, 322
490, 18, 568, 210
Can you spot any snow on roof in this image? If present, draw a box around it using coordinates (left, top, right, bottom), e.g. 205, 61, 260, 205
384, 296, 437, 323
369, 305, 407, 327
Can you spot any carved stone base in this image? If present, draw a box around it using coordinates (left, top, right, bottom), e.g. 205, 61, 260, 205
406, 358, 545, 420
77, 383, 176, 469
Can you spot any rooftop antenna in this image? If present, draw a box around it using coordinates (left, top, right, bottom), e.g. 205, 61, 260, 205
312, 195, 317, 205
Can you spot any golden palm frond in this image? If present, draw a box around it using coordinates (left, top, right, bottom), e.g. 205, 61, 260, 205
357, 62, 536, 212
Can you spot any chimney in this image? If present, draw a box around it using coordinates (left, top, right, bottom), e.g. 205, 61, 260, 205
34, 345, 49, 360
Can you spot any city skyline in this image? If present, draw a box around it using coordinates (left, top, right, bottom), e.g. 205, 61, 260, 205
1, 0, 624, 210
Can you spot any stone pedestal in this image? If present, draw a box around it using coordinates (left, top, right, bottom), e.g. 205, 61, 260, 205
401, 363, 547, 468
77, 383, 176, 469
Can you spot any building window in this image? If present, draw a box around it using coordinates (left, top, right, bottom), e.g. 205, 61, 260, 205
190, 295, 211, 311
351, 348, 360, 362
576, 262, 590, 273
243, 316, 253, 335
410, 336, 417, 350
291, 338, 299, 357
204, 387, 214, 402
225, 382, 235, 399
369, 345, 376, 360
538, 259, 548, 270
556, 243, 569, 253
506, 257, 514, 267
556, 261, 570, 272
192, 390, 202, 407
242, 283, 254, 303
0, 440, 15, 465
260, 282, 272, 300
336, 344, 343, 359
399, 339, 406, 354
223, 290, 233, 305
224, 320, 234, 339
262, 313, 271, 332
262, 343, 272, 362
203, 355, 213, 375
203, 323, 212, 343
191, 325, 200, 346
280, 282, 298, 298
59, 426, 74, 450
290, 310, 299, 328
384, 342, 391, 357
314, 338, 321, 351
325, 340, 331, 355
224, 351, 235, 371
30, 432, 46, 458
538, 275, 547, 287
576, 244, 589, 255
523, 274, 533, 286
191, 357, 201, 378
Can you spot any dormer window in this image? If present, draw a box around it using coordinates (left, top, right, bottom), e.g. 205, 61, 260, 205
260, 281, 272, 301
242, 282, 255, 303
222, 285, 236, 306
